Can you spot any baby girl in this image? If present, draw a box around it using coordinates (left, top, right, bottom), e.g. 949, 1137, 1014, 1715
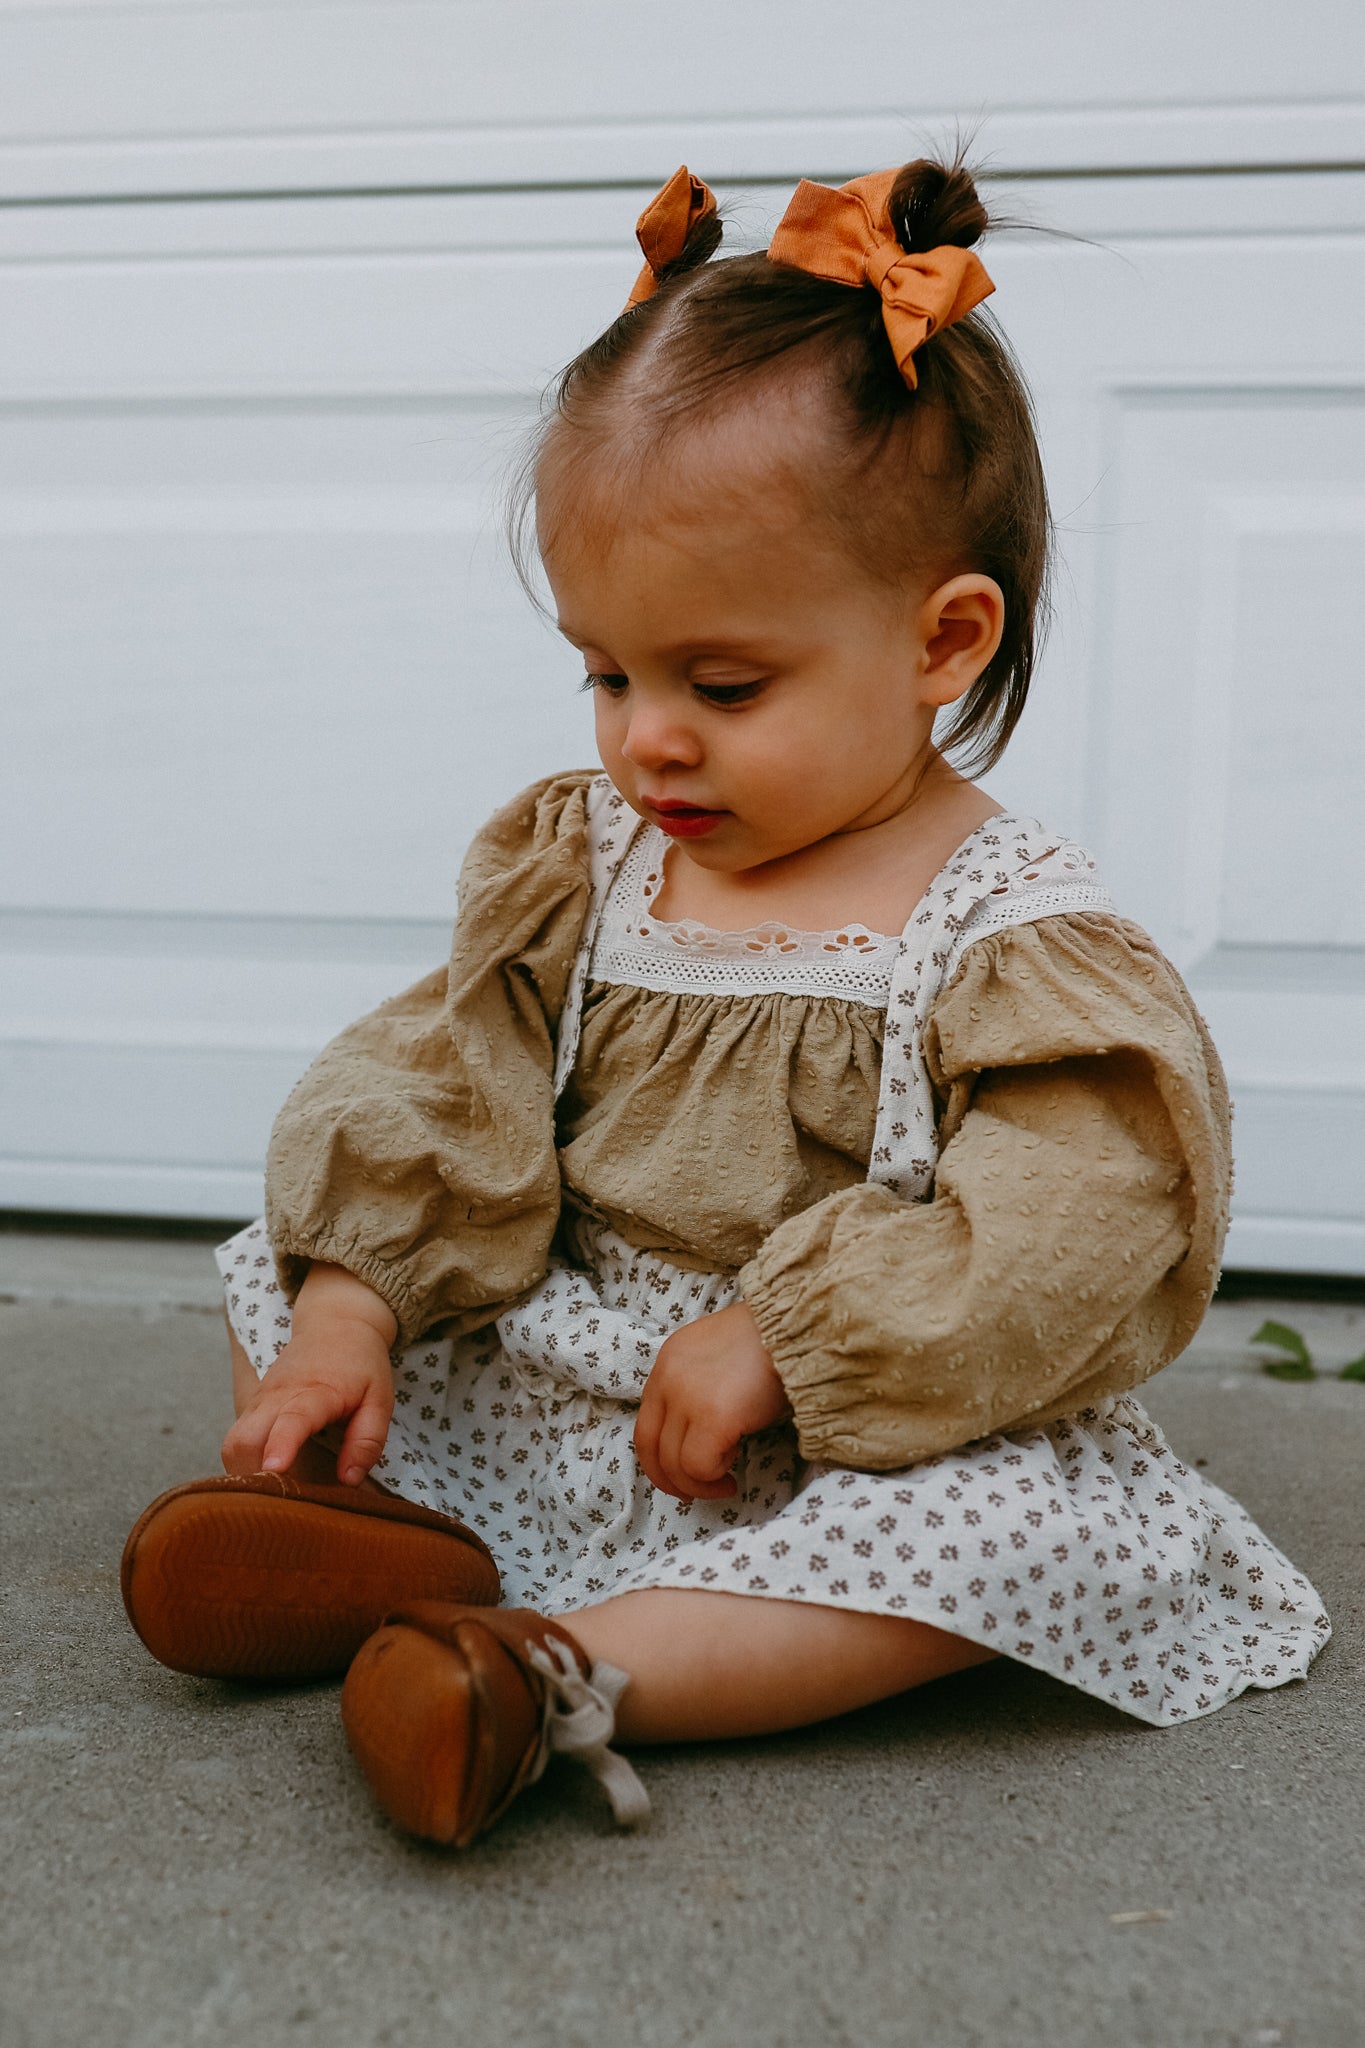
122, 157, 1329, 1846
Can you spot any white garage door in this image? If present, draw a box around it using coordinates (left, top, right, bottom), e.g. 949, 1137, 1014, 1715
2, 2, 1363, 1273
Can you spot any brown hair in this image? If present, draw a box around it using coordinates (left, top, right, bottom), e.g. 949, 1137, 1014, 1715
516, 154, 1050, 774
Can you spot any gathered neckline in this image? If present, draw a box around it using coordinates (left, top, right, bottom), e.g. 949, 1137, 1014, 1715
582, 827, 903, 1006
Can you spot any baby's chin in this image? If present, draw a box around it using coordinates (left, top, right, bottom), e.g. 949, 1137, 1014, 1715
661, 825, 825, 879
607, 778, 826, 871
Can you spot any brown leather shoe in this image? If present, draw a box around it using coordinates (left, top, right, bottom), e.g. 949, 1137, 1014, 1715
341, 1601, 649, 1845
121, 1474, 500, 1683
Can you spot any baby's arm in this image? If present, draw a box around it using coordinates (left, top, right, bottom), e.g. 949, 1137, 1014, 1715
738, 916, 1231, 1469
221, 1262, 397, 1487
639, 915, 1227, 1494
262, 774, 595, 1354
633, 1302, 792, 1500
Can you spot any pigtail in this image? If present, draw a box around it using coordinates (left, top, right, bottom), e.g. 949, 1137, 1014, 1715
652, 204, 724, 285
556, 192, 723, 415
877, 153, 1049, 774
887, 156, 990, 257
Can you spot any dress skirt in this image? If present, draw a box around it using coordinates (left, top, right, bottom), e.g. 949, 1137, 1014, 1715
219, 1213, 1330, 1729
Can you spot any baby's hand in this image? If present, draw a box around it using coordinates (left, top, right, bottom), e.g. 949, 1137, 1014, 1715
221, 1263, 398, 1488
633, 1301, 791, 1501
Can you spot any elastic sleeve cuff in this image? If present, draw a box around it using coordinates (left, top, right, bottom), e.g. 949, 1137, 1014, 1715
267, 1225, 431, 1351
739, 1243, 874, 1467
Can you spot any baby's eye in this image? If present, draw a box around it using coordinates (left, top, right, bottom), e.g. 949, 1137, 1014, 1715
693, 680, 765, 707
581, 671, 628, 695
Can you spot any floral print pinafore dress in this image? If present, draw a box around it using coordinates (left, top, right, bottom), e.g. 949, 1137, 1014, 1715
221, 783, 1330, 1725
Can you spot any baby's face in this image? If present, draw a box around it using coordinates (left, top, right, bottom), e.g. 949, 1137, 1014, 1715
541, 446, 948, 878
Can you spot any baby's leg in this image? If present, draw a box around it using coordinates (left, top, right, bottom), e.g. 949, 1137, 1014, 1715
564, 1588, 996, 1743
340, 1588, 996, 1844
227, 1316, 258, 1416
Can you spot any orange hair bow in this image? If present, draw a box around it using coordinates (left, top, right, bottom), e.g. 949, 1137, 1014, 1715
767, 169, 994, 388
625, 165, 718, 308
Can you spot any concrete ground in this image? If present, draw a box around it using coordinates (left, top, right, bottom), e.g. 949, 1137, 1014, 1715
2, 1227, 1362, 2048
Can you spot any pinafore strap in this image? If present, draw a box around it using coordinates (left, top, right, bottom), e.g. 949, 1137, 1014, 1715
552, 776, 645, 1099
552, 778, 1115, 1203
870, 816, 1113, 1199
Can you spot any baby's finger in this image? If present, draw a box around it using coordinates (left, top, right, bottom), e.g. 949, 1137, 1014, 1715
221, 1402, 277, 1476
258, 1388, 344, 1475
632, 1386, 668, 1492
652, 1405, 699, 1500
678, 1421, 738, 1499
336, 1394, 392, 1487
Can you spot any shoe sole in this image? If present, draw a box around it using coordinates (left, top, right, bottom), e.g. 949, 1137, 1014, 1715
122, 1491, 499, 1683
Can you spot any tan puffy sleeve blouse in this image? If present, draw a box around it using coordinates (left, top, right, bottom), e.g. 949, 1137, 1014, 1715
265, 772, 1232, 1469
265, 772, 594, 1342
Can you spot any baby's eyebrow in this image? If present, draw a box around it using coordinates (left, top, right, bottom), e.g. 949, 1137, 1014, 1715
682, 648, 782, 666
554, 625, 796, 661
677, 639, 769, 657
657, 631, 801, 663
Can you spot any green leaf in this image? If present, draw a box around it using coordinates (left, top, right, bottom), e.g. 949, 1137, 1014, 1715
1250, 1319, 1316, 1380
1339, 1353, 1365, 1383
1261, 1356, 1317, 1382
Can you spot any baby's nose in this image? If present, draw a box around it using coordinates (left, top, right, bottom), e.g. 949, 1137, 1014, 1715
620, 709, 703, 771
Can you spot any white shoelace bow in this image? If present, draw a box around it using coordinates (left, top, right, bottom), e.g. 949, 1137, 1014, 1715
527, 1639, 651, 1827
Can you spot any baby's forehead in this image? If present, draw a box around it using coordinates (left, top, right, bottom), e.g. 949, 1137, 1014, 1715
537, 387, 842, 551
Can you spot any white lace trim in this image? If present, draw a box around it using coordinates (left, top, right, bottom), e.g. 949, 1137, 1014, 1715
954, 874, 1116, 940
587, 828, 902, 1001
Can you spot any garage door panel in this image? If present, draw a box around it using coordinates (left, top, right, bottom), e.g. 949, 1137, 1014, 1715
7, 2, 1359, 143
1, 508, 579, 918
1082, 383, 1365, 1272
1, 119, 1363, 1257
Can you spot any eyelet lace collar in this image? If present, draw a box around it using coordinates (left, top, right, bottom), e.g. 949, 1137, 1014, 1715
588, 827, 904, 1001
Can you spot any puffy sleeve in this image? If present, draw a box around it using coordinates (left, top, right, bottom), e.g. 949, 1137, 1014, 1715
264, 770, 596, 1346
739, 915, 1232, 1469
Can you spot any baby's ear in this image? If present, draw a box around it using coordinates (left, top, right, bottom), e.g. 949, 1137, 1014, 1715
918, 575, 1006, 705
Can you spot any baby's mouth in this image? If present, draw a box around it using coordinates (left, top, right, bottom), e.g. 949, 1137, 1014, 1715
644, 797, 728, 838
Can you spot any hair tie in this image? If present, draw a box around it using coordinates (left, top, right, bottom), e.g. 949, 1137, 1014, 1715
767, 169, 994, 388
625, 166, 718, 309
